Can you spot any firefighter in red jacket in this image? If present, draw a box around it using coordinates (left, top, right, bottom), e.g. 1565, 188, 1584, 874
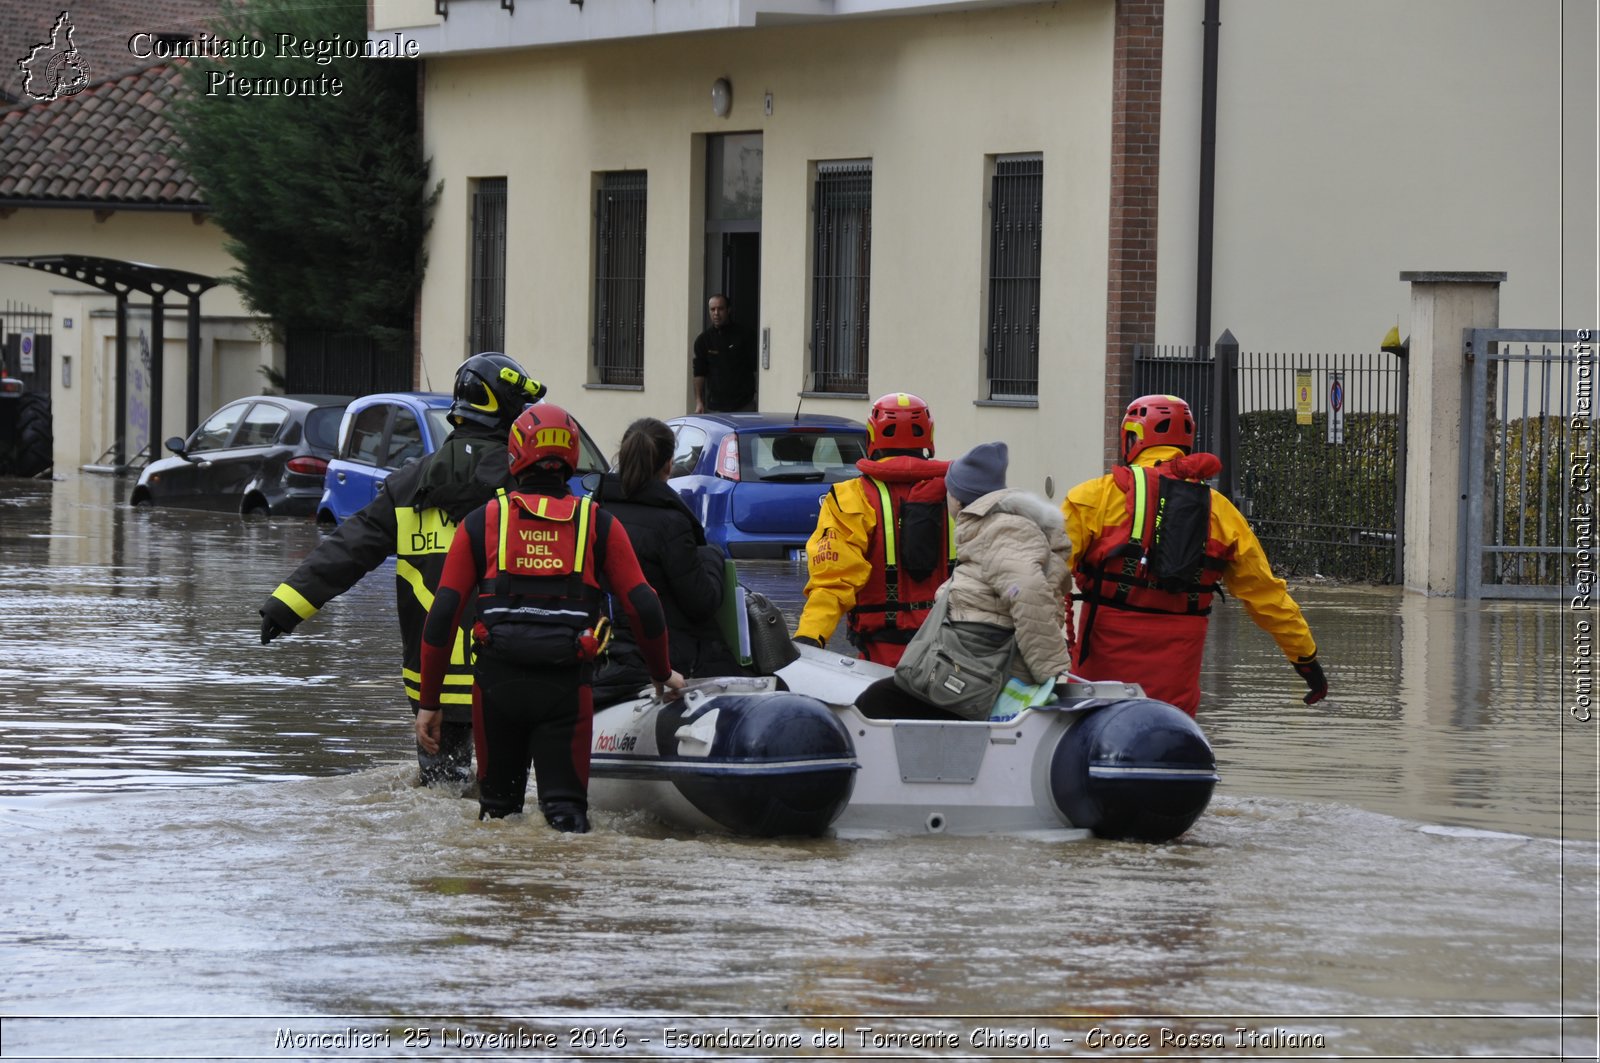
793, 393, 955, 666
416, 403, 684, 831
1063, 394, 1328, 716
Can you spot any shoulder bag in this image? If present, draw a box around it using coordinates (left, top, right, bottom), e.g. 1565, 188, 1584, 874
893, 591, 1016, 720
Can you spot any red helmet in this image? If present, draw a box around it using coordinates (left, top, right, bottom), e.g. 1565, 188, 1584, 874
867, 392, 935, 458
508, 403, 581, 479
1121, 394, 1195, 464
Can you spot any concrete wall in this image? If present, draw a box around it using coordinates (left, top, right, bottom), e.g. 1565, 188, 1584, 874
0, 207, 274, 473
416, 1, 1117, 499
1158, 0, 1597, 354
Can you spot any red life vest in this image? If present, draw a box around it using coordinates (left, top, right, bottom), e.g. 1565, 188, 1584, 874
1072, 456, 1232, 705
846, 456, 955, 647
1075, 458, 1231, 617
472, 491, 605, 663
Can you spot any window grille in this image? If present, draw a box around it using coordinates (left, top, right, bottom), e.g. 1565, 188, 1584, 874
810, 161, 872, 394
469, 178, 507, 355
594, 171, 648, 386
986, 154, 1043, 399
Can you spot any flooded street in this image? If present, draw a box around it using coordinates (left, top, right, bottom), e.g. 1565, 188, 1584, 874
0, 475, 1595, 1060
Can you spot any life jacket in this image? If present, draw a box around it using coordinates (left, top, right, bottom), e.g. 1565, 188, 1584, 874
846, 456, 956, 646
471, 490, 606, 665
1074, 454, 1232, 662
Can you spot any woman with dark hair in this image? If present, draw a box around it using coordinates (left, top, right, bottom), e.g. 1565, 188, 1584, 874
592, 418, 746, 703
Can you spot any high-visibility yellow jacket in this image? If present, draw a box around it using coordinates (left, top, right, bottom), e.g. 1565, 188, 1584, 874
794, 455, 951, 656
1063, 445, 1317, 665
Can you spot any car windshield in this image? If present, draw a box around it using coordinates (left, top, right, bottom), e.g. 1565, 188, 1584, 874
742, 430, 866, 483
425, 408, 452, 446
304, 407, 347, 454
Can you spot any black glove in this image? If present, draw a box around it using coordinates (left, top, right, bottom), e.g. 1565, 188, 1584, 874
1293, 657, 1328, 705
260, 614, 288, 645
793, 634, 825, 649
259, 595, 300, 646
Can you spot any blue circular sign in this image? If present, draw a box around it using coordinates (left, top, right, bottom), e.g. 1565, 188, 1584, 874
1329, 380, 1344, 412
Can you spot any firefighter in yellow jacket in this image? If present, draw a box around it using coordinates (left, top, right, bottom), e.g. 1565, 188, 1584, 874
793, 393, 954, 666
1063, 394, 1327, 715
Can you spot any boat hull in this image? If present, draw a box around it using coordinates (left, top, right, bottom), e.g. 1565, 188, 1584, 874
589, 677, 858, 838
587, 648, 1219, 842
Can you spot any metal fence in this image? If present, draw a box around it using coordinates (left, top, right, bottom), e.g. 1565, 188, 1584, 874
284, 328, 412, 396
1462, 328, 1592, 599
1, 301, 52, 393
1134, 334, 1406, 583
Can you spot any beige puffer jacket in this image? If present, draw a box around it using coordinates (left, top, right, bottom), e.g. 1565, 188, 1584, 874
944, 489, 1073, 683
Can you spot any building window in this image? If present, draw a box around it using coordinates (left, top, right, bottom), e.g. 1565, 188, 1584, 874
594, 170, 648, 386
809, 160, 872, 394
986, 153, 1043, 399
469, 178, 507, 355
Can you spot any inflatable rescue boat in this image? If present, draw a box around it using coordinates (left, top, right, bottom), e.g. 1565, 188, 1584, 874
587, 599, 1218, 842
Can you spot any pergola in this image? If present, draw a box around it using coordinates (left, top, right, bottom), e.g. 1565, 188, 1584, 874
0, 254, 218, 468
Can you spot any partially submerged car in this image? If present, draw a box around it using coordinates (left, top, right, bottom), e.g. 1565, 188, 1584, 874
130, 394, 351, 517
666, 412, 870, 558
316, 392, 611, 526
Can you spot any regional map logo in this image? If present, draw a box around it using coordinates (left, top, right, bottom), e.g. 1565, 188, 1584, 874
18, 11, 92, 102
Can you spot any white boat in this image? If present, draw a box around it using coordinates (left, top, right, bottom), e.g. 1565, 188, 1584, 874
587, 643, 1218, 843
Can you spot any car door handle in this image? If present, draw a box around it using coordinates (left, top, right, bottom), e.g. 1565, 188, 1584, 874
197, 460, 213, 469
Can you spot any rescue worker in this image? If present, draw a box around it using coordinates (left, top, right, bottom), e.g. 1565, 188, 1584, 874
415, 403, 684, 830
793, 392, 954, 666
1063, 394, 1328, 716
259, 352, 547, 787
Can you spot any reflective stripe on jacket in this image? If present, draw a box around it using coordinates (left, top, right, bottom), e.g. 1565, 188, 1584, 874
795, 455, 952, 648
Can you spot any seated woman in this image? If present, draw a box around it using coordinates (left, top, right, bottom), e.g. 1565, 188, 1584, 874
870, 441, 1072, 721
592, 418, 747, 704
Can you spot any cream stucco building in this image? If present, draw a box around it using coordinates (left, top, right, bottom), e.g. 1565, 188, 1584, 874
378, 0, 1596, 501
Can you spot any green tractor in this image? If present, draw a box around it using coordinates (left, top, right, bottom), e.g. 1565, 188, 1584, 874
0, 368, 52, 479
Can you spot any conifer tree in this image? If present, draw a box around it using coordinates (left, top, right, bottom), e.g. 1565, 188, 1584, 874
170, 0, 439, 350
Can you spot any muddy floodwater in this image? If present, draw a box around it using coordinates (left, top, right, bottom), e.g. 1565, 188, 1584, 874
0, 475, 1595, 1060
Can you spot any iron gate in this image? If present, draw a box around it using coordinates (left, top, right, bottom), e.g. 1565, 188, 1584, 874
1462, 328, 1594, 599
1135, 335, 1406, 583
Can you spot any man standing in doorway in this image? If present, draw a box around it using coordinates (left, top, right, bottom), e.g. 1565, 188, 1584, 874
693, 293, 757, 413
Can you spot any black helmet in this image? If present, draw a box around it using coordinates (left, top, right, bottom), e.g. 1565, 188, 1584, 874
449, 353, 547, 429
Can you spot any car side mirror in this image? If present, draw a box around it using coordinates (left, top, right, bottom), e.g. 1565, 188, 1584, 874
579, 471, 603, 497
164, 436, 188, 458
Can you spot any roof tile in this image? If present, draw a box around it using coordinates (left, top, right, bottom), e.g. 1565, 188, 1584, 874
0, 62, 204, 206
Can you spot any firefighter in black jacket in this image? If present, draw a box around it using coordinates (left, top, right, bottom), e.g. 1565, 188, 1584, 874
258, 353, 546, 786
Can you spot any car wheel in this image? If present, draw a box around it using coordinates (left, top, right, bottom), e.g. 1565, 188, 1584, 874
241, 497, 270, 518
130, 490, 152, 509
315, 510, 337, 529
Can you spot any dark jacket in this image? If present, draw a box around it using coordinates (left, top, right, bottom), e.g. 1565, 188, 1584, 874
692, 322, 757, 411
591, 473, 744, 700
262, 423, 510, 723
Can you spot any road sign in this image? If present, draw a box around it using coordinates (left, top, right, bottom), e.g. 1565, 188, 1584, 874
1296, 371, 1313, 425
1327, 371, 1345, 444
20, 331, 35, 374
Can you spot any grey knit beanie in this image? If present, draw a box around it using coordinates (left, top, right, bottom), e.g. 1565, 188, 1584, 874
946, 441, 1008, 504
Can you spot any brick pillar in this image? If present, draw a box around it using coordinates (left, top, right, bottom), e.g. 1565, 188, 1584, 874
1103, 0, 1164, 468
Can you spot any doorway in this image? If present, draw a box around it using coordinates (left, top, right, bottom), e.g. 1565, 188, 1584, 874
704, 134, 762, 403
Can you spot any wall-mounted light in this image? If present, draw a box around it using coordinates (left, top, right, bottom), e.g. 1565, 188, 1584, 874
711, 77, 732, 118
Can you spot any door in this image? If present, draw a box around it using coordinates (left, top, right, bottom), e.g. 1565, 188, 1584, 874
704, 134, 763, 405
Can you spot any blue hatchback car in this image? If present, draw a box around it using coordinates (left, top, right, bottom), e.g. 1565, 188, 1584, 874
666, 413, 870, 558
317, 392, 610, 525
